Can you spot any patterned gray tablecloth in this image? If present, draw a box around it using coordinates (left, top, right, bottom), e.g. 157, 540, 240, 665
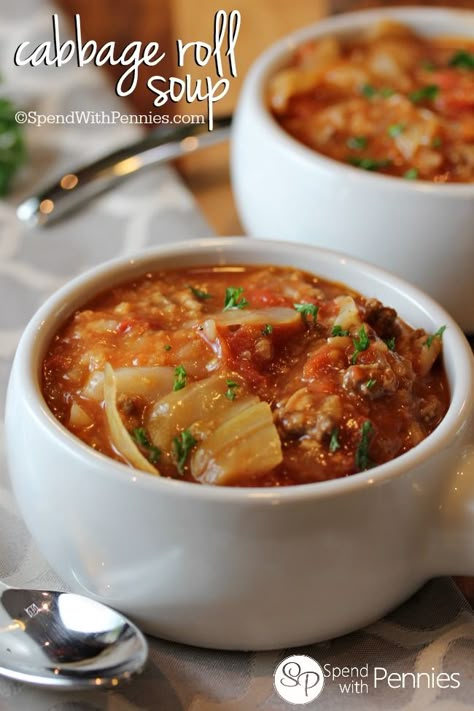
0, 3, 473, 710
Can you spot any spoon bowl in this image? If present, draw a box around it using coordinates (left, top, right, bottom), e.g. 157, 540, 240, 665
0, 582, 148, 689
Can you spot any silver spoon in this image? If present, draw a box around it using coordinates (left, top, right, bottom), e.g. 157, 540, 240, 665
0, 581, 148, 689
17, 114, 232, 227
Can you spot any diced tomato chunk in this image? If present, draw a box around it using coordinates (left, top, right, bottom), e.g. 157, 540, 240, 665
356, 343, 384, 366
303, 344, 347, 379
437, 89, 474, 114
431, 70, 461, 91
245, 287, 289, 308
318, 301, 339, 320
222, 324, 259, 356
233, 357, 269, 390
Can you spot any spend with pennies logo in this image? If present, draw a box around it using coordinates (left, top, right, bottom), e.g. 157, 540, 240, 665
273, 654, 325, 704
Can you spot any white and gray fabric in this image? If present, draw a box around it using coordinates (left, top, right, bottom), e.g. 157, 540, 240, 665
0, 3, 473, 709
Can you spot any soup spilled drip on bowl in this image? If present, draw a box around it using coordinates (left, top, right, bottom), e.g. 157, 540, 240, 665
269, 20, 474, 183
42, 264, 449, 486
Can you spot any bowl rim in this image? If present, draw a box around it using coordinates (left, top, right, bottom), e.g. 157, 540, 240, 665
242, 5, 474, 197
14, 237, 474, 503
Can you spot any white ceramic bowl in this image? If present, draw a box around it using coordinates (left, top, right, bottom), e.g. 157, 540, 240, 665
5, 238, 474, 651
231, 7, 474, 332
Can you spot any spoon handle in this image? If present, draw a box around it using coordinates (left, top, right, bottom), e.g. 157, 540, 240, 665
16, 115, 232, 227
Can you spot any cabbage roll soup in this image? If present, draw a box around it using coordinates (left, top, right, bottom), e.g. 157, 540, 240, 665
42, 265, 449, 487
269, 21, 474, 183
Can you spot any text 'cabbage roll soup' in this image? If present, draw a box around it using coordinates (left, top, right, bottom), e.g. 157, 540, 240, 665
42, 265, 449, 487
269, 21, 474, 183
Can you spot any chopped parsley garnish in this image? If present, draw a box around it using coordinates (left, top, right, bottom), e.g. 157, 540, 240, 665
384, 336, 396, 351
262, 323, 273, 336
422, 60, 436, 72
131, 427, 161, 464
329, 427, 341, 453
365, 378, 377, 390
172, 430, 197, 475
432, 136, 442, 149
352, 326, 370, 364
360, 84, 377, 99
449, 50, 474, 70
332, 324, 350, 337
355, 421, 374, 471
387, 123, 405, 138
225, 379, 239, 400
188, 285, 212, 300
164, 344, 172, 351
294, 302, 319, 323
348, 157, 392, 172
173, 365, 187, 391
132, 427, 149, 448
425, 325, 446, 348
223, 286, 248, 311
347, 135, 368, 151
409, 84, 439, 103
361, 83, 377, 98
403, 168, 418, 181
361, 84, 394, 98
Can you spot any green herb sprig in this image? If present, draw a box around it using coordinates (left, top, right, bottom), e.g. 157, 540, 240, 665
172, 430, 197, 475
409, 84, 439, 104
425, 325, 446, 348
131, 427, 161, 464
173, 365, 187, 391
223, 287, 248, 311
449, 50, 474, 70
329, 428, 341, 453
403, 168, 418, 180
347, 135, 368, 151
332, 325, 350, 337
352, 326, 370, 364
355, 421, 374, 471
294, 303, 319, 323
348, 157, 392, 172
361, 84, 395, 99
387, 123, 405, 138
188, 285, 212, 300
225, 379, 239, 400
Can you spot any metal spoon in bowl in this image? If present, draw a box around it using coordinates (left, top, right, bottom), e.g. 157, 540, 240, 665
0, 581, 148, 689
17, 115, 232, 227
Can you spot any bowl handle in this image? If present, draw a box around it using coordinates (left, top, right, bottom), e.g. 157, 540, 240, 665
431, 442, 474, 576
